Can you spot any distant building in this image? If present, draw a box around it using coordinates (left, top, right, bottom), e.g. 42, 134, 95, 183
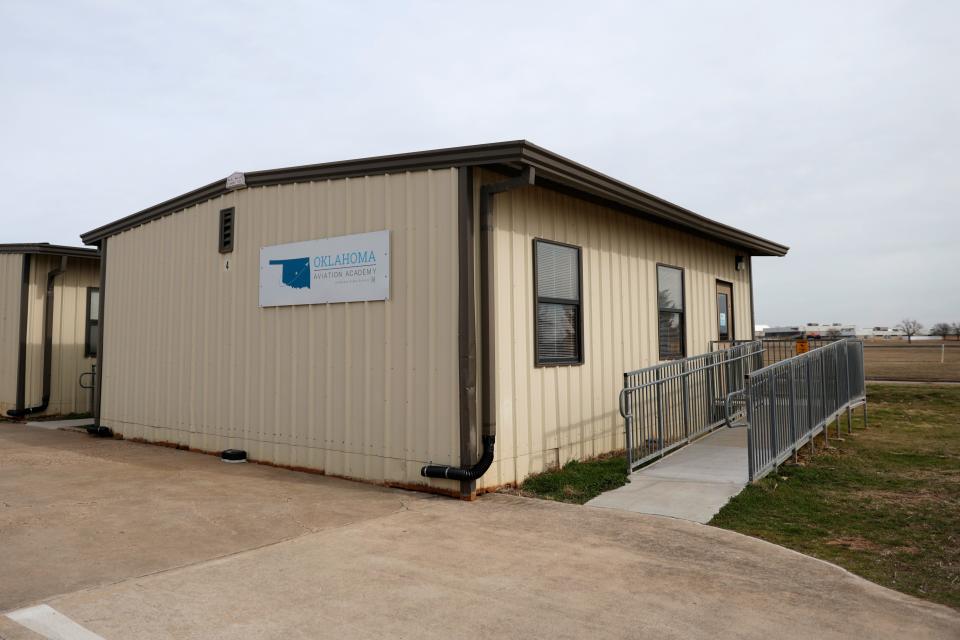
801, 322, 857, 338
857, 326, 906, 339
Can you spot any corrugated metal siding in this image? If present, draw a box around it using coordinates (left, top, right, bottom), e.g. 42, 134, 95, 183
18, 254, 99, 415
50, 257, 100, 414
481, 173, 754, 488
100, 169, 460, 491
0, 254, 24, 412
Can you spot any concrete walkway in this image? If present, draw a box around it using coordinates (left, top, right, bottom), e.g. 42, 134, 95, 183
587, 427, 748, 522
2, 424, 958, 639
23, 418, 94, 431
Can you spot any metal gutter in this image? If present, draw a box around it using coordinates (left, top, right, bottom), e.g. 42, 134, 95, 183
518, 143, 787, 256
79, 141, 788, 257
0, 243, 99, 259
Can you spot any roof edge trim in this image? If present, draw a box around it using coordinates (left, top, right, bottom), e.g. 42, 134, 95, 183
80, 140, 788, 256
0, 243, 100, 259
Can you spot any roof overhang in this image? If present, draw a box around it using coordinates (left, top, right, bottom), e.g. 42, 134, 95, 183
80, 140, 788, 257
0, 243, 99, 259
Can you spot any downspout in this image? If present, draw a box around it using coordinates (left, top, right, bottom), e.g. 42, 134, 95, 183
11, 254, 31, 415
90, 239, 110, 436
748, 255, 756, 339
7, 255, 67, 417
421, 166, 535, 483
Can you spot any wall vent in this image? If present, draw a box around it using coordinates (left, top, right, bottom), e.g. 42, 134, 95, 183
219, 207, 235, 253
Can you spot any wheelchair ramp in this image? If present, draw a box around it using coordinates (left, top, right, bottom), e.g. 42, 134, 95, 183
587, 428, 748, 523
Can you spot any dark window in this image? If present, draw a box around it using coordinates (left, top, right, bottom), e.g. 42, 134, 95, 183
717, 292, 729, 339
219, 207, 235, 253
657, 265, 685, 360
85, 287, 99, 358
534, 239, 583, 365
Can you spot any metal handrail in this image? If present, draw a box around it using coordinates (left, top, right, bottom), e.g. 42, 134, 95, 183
740, 338, 866, 481
619, 341, 766, 472
724, 390, 746, 428
618, 348, 765, 419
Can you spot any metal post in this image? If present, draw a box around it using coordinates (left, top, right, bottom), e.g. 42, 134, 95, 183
706, 361, 716, 422
655, 368, 664, 458
820, 352, 829, 446
623, 373, 633, 471
681, 360, 690, 440
834, 347, 842, 431
768, 373, 778, 463
746, 377, 755, 481
805, 359, 815, 455
788, 363, 797, 463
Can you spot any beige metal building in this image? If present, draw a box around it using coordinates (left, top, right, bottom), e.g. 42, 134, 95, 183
0, 244, 101, 417
80, 141, 787, 497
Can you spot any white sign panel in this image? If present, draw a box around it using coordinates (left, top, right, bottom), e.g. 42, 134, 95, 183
259, 230, 389, 307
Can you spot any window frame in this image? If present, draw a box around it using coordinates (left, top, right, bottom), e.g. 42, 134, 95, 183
533, 238, 584, 367
656, 263, 686, 361
84, 287, 99, 358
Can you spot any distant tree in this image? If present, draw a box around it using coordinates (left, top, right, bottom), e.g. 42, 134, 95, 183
826, 327, 841, 339
952, 323, 960, 341
931, 323, 952, 340
897, 318, 923, 342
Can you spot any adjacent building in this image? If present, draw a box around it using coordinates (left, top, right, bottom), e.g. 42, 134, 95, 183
80, 141, 787, 497
0, 244, 101, 417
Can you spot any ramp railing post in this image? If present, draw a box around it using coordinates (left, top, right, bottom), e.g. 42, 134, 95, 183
788, 362, 797, 463
623, 373, 634, 471
681, 360, 690, 440
655, 367, 664, 458
805, 358, 815, 455
768, 371, 778, 465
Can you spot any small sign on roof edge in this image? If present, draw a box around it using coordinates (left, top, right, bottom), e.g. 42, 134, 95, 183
226, 172, 246, 189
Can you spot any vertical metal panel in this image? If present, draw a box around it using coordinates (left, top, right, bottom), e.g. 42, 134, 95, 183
17, 254, 100, 415
485, 171, 754, 488
49, 256, 100, 414
0, 254, 24, 411
100, 169, 460, 490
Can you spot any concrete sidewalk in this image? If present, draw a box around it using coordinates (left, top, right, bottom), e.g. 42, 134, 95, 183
587, 427, 748, 522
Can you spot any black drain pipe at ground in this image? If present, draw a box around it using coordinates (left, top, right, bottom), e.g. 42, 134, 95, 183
7, 256, 67, 417
422, 167, 535, 483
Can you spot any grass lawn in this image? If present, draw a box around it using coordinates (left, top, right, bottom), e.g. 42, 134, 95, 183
711, 384, 960, 609
515, 453, 629, 504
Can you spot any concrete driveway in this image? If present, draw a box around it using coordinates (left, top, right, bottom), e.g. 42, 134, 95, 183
1, 424, 957, 639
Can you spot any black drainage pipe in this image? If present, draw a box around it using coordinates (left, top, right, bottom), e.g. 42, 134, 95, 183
420, 164, 535, 485
7, 256, 67, 417
422, 435, 495, 481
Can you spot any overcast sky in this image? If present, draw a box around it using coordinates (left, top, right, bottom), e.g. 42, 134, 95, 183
2, 1, 957, 328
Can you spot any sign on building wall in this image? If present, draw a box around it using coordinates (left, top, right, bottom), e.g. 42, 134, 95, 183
259, 230, 390, 307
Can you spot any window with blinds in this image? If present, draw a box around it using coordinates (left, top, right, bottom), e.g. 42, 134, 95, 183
657, 264, 685, 360
534, 239, 583, 365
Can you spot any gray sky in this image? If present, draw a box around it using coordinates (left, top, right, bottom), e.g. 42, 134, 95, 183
2, 1, 957, 328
